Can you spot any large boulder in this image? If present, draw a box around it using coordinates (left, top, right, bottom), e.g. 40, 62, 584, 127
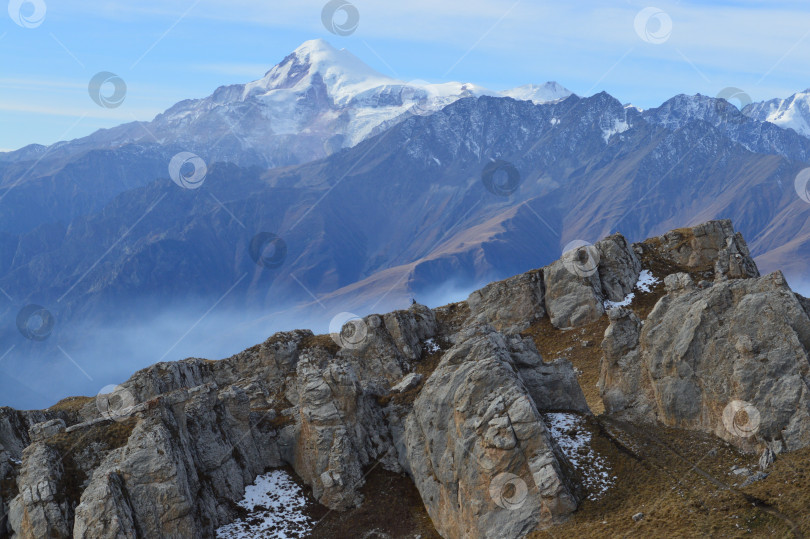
543, 255, 603, 329
404, 327, 584, 539
597, 233, 642, 302
599, 271, 810, 453
638, 219, 759, 280
543, 233, 640, 328
383, 303, 438, 361
466, 270, 545, 333
290, 348, 394, 510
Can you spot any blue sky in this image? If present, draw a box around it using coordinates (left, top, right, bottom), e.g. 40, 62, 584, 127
1, 0, 809, 151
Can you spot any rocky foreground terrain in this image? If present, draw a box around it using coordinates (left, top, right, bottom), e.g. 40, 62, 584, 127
1, 219, 809, 538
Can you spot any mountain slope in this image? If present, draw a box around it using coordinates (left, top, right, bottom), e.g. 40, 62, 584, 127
0, 39, 570, 240
4, 90, 810, 409
745, 89, 810, 138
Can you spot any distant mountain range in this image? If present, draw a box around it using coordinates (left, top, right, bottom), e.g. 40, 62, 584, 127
1, 39, 810, 409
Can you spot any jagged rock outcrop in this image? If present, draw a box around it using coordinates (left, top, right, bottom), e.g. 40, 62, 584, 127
466, 271, 545, 333
333, 306, 437, 390
28, 421, 65, 444
637, 219, 759, 280
404, 326, 585, 539
543, 250, 604, 329
544, 233, 640, 328
8, 444, 72, 539
598, 233, 642, 301
599, 271, 810, 453
598, 307, 650, 417
290, 348, 394, 510
383, 303, 438, 361
1, 408, 66, 538
70, 383, 281, 538
4, 219, 810, 539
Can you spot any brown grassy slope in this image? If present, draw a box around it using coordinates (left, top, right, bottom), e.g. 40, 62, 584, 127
521, 251, 810, 538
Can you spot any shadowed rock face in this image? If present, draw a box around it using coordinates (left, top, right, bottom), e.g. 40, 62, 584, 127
600, 271, 810, 454
404, 326, 586, 539
543, 233, 641, 329
466, 270, 545, 334
2, 220, 809, 539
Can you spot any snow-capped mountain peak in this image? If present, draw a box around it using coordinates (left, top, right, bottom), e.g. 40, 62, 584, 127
501, 82, 572, 104
744, 89, 810, 138
2, 39, 574, 169
245, 39, 398, 105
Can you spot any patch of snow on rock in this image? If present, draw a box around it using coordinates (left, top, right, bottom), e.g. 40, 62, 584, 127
604, 269, 659, 309
544, 413, 616, 500
602, 118, 630, 142
424, 338, 441, 353
216, 469, 313, 539
635, 269, 659, 292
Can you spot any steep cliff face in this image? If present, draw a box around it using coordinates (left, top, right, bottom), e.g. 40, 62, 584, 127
404, 326, 586, 539
2, 219, 809, 539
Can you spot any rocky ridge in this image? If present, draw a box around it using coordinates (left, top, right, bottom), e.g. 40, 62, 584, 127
1, 219, 809, 538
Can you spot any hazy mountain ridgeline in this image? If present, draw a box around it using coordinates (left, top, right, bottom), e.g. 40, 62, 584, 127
2, 40, 810, 409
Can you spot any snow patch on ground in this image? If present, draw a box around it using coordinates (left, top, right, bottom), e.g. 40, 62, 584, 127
636, 269, 659, 292
544, 413, 616, 500
424, 338, 441, 353
602, 118, 630, 142
604, 269, 659, 310
216, 470, 313, 539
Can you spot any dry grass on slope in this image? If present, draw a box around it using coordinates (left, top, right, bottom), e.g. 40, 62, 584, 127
521, 255, 809, 538
529, 420, 808, 538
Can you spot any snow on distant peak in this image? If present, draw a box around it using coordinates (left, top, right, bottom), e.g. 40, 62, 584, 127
744, 89, 810, 138
502, 82, 573, 104
245, 39, 398, 105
